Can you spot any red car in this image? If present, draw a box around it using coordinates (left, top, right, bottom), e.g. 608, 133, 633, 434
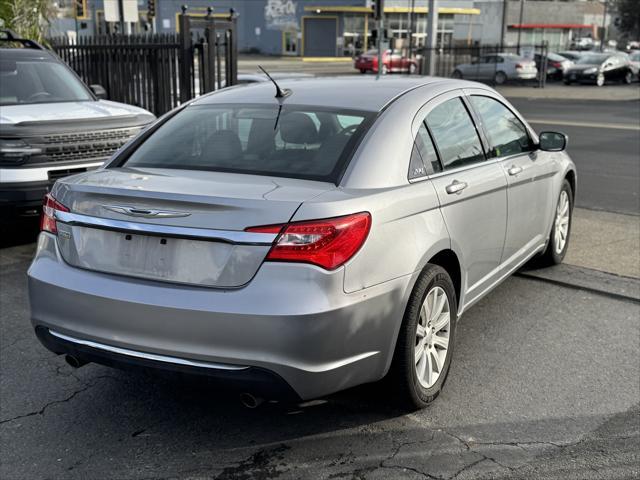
355, 49, 418, 74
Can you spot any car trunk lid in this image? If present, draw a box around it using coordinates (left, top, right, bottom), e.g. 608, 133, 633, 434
52, 167, 335, 288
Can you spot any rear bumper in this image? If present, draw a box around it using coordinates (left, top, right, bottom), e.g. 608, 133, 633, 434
28, 233, 412, 400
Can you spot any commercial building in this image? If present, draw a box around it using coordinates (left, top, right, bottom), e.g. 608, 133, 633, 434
50, 0, 610, 55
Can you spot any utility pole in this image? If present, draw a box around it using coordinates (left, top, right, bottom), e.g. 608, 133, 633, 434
600, 0, 608, 51
500, 0, 508, 49
407, 0, 415, 73
425, 0, 438, 75
516, 0, 525, 53
118, 0, 125, 35
374, 0, 384, 78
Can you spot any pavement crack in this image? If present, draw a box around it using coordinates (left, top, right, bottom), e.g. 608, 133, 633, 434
0, 376, 116, 426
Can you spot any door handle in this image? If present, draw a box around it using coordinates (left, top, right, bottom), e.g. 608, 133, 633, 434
507, 165, 523, 176
445, 180, 468, 195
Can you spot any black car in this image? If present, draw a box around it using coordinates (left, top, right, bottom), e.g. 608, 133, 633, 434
563, 53, 635, 86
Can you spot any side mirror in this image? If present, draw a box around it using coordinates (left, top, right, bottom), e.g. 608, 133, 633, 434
539, 131, 567, 152
90, 84, 108, 100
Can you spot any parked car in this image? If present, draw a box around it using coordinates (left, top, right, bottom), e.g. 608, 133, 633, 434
534, 52, 573, 80
563, 52, 635, 86
28, 76, 576, 409
452, 53, 537, 84
354, 49, 418, 74
557, 50, 584, 62
0, 30, 155, 216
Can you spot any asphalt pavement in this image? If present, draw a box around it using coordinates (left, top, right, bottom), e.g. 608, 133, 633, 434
1, 242, 638, 479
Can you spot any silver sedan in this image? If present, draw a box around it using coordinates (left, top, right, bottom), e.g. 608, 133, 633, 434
453, 53, 538, 84
28, 76, 576, 409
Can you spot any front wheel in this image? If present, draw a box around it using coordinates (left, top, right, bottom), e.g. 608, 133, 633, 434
451, 69, 463, 79
387, 264, 457, 410
596, 73, 605, 86
538, 179, 573, 266
623, 71, 633, 84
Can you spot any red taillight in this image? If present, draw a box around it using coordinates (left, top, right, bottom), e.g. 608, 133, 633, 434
246, 212, 371, 270
40, 193, 69, 234
551, 61, 562, 68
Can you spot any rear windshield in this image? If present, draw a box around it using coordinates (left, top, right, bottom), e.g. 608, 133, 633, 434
122, 104, 374, 183
576, 54, 608, 64
0, 59, 93, 105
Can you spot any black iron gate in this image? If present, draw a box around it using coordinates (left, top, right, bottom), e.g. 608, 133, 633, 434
49, 11, 237, 115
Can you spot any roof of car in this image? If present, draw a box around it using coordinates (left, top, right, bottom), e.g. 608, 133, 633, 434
193, 76, 461, 112
0, 47, 56, 60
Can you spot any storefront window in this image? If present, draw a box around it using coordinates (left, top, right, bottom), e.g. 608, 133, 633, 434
387, 13, 454, 49
343, 14, 366, 56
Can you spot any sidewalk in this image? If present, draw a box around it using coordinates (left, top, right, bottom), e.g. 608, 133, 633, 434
497, 84, 640, 101
565, 208, 640, 278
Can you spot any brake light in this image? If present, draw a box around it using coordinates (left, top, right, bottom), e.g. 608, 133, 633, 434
246, 212, 371, 270
40, 193, 69, 234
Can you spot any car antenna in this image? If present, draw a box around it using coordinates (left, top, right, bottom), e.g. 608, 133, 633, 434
258, 65, 291, 99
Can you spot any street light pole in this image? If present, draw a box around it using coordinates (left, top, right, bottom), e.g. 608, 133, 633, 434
516, 0, 525, 53
600, 0, 608, 51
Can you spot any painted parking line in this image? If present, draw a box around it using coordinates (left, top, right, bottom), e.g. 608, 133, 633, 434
527, 118, 640, 131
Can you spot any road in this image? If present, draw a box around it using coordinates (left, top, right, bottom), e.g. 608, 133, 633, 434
510, 98, 640, 216
1, 243, 638, 479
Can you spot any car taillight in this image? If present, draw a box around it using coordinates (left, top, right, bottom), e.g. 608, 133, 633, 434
40, 193, 69, 234
246, 212, 371, 270
551, 61, 562, 68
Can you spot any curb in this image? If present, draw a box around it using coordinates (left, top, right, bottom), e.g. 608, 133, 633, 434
517, 264, 640, 303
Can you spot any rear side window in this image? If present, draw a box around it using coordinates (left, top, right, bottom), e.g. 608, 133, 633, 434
122, 104, 374, 184
470, 96, 532, 158
409, 124, 441, 180
426, 98, 485, 170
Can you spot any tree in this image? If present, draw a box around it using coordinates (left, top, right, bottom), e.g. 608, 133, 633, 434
0, 0, 56, 44
613, 0, 640, 39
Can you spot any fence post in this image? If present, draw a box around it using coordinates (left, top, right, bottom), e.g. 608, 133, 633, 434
203, 10, 216, 93
178, 8, 192, 103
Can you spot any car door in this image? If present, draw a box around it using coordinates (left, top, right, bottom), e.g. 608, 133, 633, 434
417, 91, 508, 310
466, 89, 555, 267
477, 55, 495, 79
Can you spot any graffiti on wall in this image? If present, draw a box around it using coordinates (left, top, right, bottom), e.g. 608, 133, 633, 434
265, 0, 298, 30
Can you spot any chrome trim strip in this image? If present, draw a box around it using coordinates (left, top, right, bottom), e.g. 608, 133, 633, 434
49, 329, 249, 371
0, 161, 104, 183
54, 210, 278, 245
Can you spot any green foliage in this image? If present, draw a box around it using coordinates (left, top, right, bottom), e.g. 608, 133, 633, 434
613, 0, 640, 38
0, 0, 56, 44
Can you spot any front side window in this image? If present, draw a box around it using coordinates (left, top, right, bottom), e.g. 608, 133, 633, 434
122, 104, 373, 184
426, 98, 485, 170
0, 59, 93, 105
470, 96, 532, 158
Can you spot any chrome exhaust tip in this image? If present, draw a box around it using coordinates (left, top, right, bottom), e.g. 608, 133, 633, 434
239, 392, 264, 409
64, 354, 88, 369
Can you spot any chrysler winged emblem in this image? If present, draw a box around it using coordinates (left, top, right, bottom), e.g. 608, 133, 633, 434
102, 205, 191, 218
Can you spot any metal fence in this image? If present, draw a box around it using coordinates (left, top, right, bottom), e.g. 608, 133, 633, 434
49, 13, 237, 116
417, 44, 549, 88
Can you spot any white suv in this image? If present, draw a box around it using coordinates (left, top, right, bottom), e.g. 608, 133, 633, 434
0, 31, 155, 216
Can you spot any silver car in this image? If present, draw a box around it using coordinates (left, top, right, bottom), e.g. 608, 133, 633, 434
28, 77, 576, 409
452, 53, 538, 84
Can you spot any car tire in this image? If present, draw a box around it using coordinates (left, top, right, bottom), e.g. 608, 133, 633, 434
563, 79, 571, 85
451, 69, 463, 79
360, 68, 366, 74
623, 70, 633, 84
538, 179, 573, 266
596, 73, 605, 86
494, 71, 507, 85
387, 264, 457, 410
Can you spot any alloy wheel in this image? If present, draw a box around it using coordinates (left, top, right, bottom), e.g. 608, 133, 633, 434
554, 190, 570, 254
415, 286, 451, 389
596, 73, 605, 86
